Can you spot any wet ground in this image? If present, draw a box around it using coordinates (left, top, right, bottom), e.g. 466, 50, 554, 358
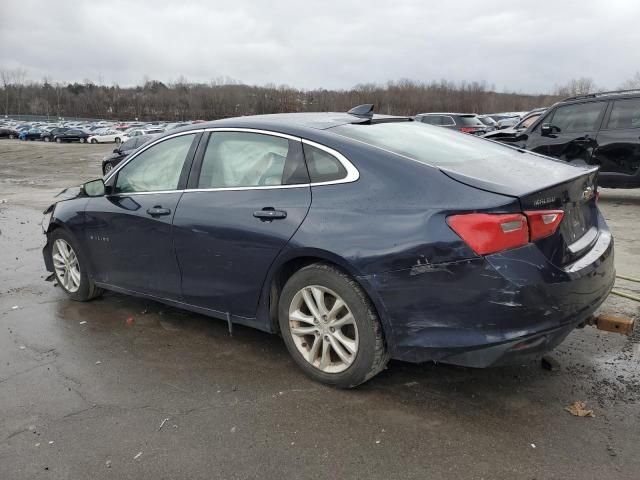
0, 139, 639, 479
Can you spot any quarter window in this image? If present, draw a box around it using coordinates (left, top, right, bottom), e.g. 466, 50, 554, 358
115, 134, 195, 193
303, 144, 347, 183
546, 102, 606, 133
198, 132, 291, 188
606, 98, 640, 130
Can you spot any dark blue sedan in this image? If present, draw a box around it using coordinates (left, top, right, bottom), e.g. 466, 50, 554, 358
42, 105, 615, 387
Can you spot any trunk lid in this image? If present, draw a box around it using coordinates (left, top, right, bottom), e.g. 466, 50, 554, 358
440, 153, 600, 267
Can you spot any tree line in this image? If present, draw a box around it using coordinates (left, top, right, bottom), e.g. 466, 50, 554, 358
1, 69, 637, 121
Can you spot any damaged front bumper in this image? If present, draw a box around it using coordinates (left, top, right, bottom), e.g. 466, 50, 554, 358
364, 227, 615, 367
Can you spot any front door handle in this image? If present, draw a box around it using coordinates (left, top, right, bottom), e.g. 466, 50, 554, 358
146, 206, 171, 217
253, 208, 287, 221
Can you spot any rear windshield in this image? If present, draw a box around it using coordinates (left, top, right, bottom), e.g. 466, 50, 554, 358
331, 121, 517, 166
458, 116, 484, 126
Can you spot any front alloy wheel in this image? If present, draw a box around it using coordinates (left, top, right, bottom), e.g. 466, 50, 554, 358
289, 286, 358, 373
52, 238, 81, 293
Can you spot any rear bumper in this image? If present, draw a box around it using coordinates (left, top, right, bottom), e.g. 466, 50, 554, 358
363, 225, 614, 366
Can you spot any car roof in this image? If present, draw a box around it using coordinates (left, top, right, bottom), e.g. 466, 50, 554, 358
168, 112, 409, 138
416, 112, 477, 117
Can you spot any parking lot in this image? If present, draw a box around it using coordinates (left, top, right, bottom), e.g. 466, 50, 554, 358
0, 139, 639, 479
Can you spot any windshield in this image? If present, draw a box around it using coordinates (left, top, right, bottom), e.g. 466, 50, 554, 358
331, 121, 518, 166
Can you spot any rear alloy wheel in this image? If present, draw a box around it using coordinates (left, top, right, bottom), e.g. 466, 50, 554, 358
114, 137, 121, 144
90, 138, 98, 144
55, 137, 62, 143
50, 230, 102, 301
9, 134, 15, 139
103, 162, 113, 174
44, 136, 51, 142
279, 263, 388, 388
79, 137, 86, 143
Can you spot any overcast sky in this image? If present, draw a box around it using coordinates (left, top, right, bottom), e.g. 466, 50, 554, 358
1, 0, 639, 93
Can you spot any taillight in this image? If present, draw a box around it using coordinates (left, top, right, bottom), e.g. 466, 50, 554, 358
460, 127, 477, 133
448, 210, 565, 256
447, 213, 529, 255
524, 210, 564, 241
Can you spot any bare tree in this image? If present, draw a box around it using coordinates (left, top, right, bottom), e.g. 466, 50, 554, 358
620, 72, 640, 90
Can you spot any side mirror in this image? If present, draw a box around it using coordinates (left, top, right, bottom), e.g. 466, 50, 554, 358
541, 124, 557, 136
82, 178, 106, 197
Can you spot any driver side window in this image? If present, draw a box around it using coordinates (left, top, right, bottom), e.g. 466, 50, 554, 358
115, 134, 195, 193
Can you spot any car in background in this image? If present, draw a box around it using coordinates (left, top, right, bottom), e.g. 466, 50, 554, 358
496, 116, 521, 129
483, 108, 546, 142
415, 113, 490, 135
41, 127, 70, 142
0, 126, 20, 139
42, 106, 613, 387
88, 130, 126, 144
101, 134, 153, 174
477, 115, 498, 131
126, 127, 165, 137
488, 90, 640, 188
52, 129, 90, 143
19, 128, 44, 141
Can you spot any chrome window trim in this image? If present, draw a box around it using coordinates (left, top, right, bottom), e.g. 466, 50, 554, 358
103, 129, 204, 183
440, 116, 456, 127
104, 127, 359, 194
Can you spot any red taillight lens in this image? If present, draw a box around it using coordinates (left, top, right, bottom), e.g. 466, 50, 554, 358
447, 213, 529, 255
524, 210, 564, 241
460, 127, 477, 133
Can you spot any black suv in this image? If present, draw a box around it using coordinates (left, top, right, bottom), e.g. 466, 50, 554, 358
490, 90, 640, 188
415, 113, 490, 135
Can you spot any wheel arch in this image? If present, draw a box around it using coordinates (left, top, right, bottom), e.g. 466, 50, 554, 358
258, 249, 393, 343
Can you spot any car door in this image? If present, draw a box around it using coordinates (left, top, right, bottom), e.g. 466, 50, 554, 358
84, 131, 201, 298
172, 130, 312, 319
525, 101, 607, 164
592, 97, 640, 176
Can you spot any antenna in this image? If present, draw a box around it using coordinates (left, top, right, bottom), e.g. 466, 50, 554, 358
347, 104, 375, 118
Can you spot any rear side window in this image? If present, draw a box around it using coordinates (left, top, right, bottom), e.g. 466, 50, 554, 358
121, 138, 137, 150
440, 116, 456, 126
546, 102, 606, 133
606, 98, 640, 130
198, 132, 291, 188
303, 144, 347, 183
458, 116, 484, 126
420, 116, 440, 125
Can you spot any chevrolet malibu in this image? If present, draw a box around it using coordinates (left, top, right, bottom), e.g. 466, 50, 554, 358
42, 105, 614, 388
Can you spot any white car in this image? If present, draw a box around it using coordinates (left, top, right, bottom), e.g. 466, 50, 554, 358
126, 128, 165, 137
87, 130, 127, 144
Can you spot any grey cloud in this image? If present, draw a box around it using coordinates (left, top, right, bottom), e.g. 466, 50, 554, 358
1, 0, 638, 92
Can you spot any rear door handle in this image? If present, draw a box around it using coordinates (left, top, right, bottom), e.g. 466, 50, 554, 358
146, 206, 171, 217
253, 208, 287, 221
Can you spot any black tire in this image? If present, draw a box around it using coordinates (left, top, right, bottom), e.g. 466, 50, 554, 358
55, 137, 62, 143
49, 229, 103, 302
103, 162, 113, 174
44, 136, 51, 142
278, 263, 388, 388
90, 138, 98, 144
114, 137, 121, 144
9, 134, 15, 139
79, 137, 86, 144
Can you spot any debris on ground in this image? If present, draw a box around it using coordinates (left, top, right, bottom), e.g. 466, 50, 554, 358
105, 460, 112, 468
134, 452, 143, 460
79, 321, 87, 325
565, 400, 595, 417
95, 361, 102, 365
530, 443, 536, 448
230, 426, 237, 433
12, 305, 19, 310
19, 346, 26, 350
158, 417, 170, 431
541, 355, 560, 371
126, 317, 135, 326
48, 441, 54, 445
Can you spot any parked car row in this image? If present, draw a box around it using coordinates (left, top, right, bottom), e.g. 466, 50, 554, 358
0, 118, 204, 145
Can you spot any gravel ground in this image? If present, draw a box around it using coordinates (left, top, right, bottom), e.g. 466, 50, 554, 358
0, 138, 639, 479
